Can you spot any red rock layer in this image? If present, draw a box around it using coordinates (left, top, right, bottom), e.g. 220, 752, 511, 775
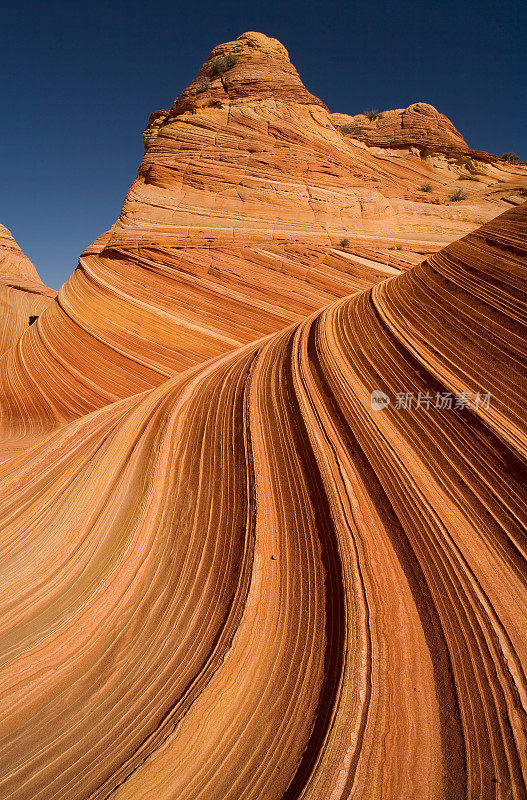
0, 225, 56, 355
0, 203, 525, 800
0, 32, 525, 451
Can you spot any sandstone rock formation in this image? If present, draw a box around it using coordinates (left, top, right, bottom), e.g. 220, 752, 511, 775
0, 202, 525, 800
333, 101, 472, 154
0, 34, 526, 797
0, 33, 525, 452
172, 30, 328, 113
0, 225, 55, 355
332, 102, 527, 169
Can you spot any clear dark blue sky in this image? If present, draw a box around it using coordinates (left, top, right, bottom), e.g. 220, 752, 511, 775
2, 0, 525, 289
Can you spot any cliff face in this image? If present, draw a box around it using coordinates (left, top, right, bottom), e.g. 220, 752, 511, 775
0, 202, 525, 800
0, 225, 56, 355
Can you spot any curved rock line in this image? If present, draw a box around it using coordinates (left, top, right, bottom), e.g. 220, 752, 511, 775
0, 225, 55, 357
0, 203, 525, 798
1, 34, 526, 452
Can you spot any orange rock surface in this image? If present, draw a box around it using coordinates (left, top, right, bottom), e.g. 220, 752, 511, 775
333, 101, 472, 154
0, 32, 526, 800
1, 32, 525, 448
0, 225, 55, 355
0, 202, 525, 799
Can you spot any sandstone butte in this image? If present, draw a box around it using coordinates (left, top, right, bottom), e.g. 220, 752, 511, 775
1, 30, 526, 453
0, 30, 526, 800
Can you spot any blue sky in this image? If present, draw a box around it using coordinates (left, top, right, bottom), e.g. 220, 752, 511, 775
1, 0, 525, 289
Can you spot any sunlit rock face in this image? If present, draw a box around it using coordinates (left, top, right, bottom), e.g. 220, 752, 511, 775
1, 32, 525, 448
0, 225, 55, 355
0, 202, 525, 799
0, 32, 526, 798
332, 101, 471, 154
171, 30, 328, 112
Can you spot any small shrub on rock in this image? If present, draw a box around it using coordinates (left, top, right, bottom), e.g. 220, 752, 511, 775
449, 188, 467, 202
363, 109, 379, 121
211, 53, 238, 75
340, 238, 350, 248
196, 77, 211, 93
502, 152, 519, 163
337, 124, 365, 136
419, 182, 433, 192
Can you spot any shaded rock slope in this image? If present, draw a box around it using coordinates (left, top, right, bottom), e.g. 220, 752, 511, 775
0, 225, 55, 355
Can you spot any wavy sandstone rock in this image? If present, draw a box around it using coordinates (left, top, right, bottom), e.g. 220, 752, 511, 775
0, 202, 525, 799
1, 33, 526, 450
0, 225, 56, 355
172, 30, 328, 113
332, 102, 471, 154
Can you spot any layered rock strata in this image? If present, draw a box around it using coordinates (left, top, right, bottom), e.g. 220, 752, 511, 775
0, 225, 55, 355
1, 33, 526, 450
0, 202, 525, 799
333, 102, 473, 154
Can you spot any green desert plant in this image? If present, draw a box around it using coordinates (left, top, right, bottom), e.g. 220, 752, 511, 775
517, 187, 527, 197
449, 188, 467, 202
419, 182, 433, 192
337, 124, 365, 136
502, 152, 519, 163
340, 238, 350, 248
363, 109, 379, 121
211, 53, 238, 76
196, 77, 211, 93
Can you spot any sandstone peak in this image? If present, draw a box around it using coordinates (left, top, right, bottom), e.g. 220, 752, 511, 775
167, 30, 326, 117
0, 224, 54, 294
5, 29, 527, 432
0, 224, 56, 356
211, 31, 291, 62
332, 101, 471, 155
